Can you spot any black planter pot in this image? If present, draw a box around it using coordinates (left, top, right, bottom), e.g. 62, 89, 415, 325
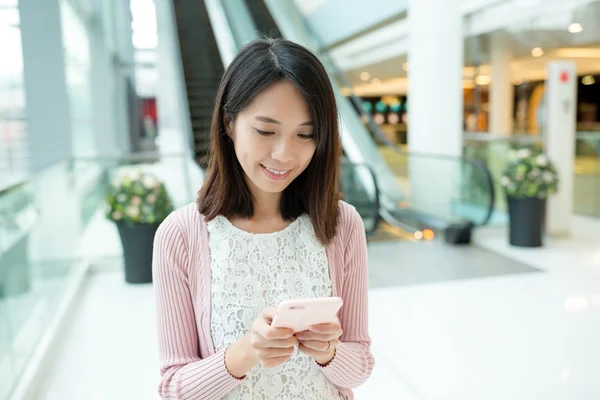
116, 222, 160, 284
507, 196, 545, 247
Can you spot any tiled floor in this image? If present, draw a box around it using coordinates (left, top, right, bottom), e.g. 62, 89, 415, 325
28, 213, 600, 400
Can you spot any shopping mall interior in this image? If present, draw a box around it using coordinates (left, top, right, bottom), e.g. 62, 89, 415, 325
1, 0, 599, 399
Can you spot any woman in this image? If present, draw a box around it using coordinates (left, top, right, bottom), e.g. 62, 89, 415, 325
153, 38, 374, 400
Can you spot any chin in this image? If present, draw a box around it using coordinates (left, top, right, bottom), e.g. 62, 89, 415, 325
255, 179, 291, 194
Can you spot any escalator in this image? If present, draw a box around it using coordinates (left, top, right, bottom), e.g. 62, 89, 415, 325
171, 0, 382, 238
227, 0, 495, 243
244, 0, 281, 38
172, 0, 224, 168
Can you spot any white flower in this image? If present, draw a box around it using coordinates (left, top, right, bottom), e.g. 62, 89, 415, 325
130, 170, 141, 181
142, 175, 158, 189
529, 169, 540, 179
130, 196, 142, 206
544, 172, 554, 183
112, 211, 123, 220
536, 154, 547, 166
141, 205, 153, 214
125, 205, 140, 219
516, 173, 525, 181
501, 176, 512, 186
518, 149, 531, 159
147, 194, 157, 204
116, 194, 127, 203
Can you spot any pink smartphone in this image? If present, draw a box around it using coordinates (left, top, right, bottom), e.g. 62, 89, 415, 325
271, 297, 343, 333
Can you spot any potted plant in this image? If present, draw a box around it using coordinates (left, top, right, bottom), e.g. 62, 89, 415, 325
500, 148, 559, 247
105, 169, 174, 283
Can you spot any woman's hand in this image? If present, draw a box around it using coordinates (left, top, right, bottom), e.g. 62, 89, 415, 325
295, 318, 343, 366
249, 307, 299, 368
225, 308, 298, 378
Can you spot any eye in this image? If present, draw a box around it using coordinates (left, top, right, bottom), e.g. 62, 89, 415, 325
254, 128, 274, 136
298, 133, 315, 140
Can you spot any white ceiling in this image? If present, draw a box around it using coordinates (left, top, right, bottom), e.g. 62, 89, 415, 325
343, 0, 600, 96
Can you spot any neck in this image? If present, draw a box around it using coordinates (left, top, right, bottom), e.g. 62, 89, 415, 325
251, 190, 282, 221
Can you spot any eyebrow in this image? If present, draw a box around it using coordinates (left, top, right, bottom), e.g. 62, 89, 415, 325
255, 116, 313, 126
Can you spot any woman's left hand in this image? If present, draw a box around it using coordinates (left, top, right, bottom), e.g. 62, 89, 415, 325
295, 318, 343, 366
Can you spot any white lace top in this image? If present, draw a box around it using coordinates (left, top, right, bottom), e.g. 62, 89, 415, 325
207, 214, 342, 399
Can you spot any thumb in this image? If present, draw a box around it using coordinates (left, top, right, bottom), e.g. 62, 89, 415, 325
262, 307, 278, 322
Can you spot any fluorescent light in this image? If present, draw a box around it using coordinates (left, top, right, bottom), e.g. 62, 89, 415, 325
582, 75, 595, 85
360, 71, 371, 81
568, 23, 583, 33
531, 47, 544, 57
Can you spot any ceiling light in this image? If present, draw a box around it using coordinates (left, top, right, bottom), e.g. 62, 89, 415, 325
531, 47, 544, 57
371, 78, 381, 84
360, 72, 371, 81
568, 23, 583, 33
475, 75, 491, 85
402, 62, 409, 71
582, 75, 595, 85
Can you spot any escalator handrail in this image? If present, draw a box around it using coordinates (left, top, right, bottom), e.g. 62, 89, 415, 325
278, 0, 496, 226
341, 158, 382, 236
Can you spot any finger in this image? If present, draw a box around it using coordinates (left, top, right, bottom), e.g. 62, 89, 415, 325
309, 321, 341, 334
256, 346, 295, 359
298, 343, 326, 359
295, 331, 340, 342
253, 320, 294, 340
252, 336, 299, 349
299, 338, 338, 352
262, 307, 278, 321
261, 355, 292, 368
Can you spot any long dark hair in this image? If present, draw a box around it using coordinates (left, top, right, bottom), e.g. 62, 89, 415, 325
197, 38, 342, 245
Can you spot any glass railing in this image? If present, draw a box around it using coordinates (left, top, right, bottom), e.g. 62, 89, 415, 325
0, 152, 199, 400
340, 159, 381, 236
574, 132, 600, 217
463, 132, 600, 218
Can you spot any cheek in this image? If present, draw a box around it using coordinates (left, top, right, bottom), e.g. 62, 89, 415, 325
299, 143, 317, 169
233, 130, 259, 161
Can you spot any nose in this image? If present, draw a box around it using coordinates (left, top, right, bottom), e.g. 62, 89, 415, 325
271, 136, 294, 164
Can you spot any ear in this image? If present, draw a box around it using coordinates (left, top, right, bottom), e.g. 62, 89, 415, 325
222, 113, 234, 139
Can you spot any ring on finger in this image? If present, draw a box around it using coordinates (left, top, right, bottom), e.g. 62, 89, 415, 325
326, 340, 332, 351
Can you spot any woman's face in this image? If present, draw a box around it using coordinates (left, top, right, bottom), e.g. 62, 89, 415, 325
229, 80, 317, 197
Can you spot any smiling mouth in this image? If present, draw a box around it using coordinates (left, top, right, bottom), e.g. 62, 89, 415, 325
260, 164, 293, 180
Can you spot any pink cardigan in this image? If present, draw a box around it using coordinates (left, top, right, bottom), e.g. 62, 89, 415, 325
152, 201, 374, 400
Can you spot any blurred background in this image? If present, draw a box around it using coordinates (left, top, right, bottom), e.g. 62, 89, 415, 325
1, 0, 599, 399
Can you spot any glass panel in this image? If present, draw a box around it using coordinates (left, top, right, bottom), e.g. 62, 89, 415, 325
0, 152, 199, 399
574, 132, 600, 217
463, 134, 543, 219
0, 8, 28, 193
340, 160, 380, 234
464, 132, 600, 219
60, 0, 95, 159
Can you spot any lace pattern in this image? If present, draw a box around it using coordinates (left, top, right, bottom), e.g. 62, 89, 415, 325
207, 215, 341, 399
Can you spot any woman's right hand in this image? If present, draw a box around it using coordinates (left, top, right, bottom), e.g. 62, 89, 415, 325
249, 307, 298, 368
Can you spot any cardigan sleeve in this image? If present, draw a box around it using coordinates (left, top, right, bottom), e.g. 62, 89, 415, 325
318, 206, 375, 388
153, 214, 245, 400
